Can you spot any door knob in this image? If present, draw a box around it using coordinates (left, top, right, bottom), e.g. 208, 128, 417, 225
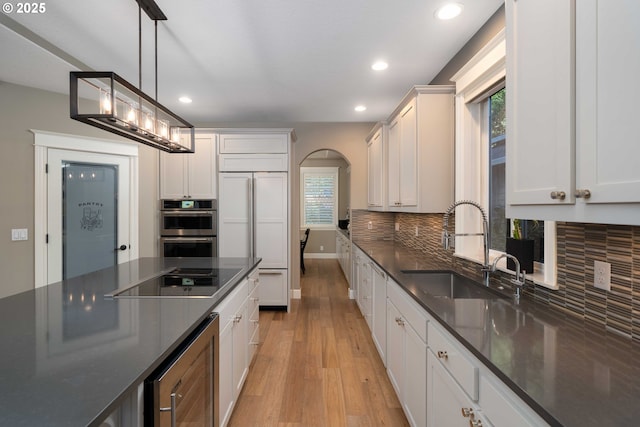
115, 245, 128, 251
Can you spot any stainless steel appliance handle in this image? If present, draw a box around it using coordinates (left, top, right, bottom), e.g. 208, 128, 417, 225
161, 210, 215, 216
161, 237, 214, 242
159, 391, 179, 427
259, 270, 283, 275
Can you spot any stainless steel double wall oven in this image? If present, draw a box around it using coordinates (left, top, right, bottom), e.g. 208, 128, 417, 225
160, 199, 217, 257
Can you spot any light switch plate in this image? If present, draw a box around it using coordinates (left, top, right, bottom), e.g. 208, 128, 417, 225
594, 260, 611, 291
11, 228, 28, 241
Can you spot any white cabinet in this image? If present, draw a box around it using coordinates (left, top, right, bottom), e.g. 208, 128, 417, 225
217, 129, 293, 310
386, 279, 428, 427
388, 98, 418, 208
383, 86, 454, 213
427, 351, 488, 427
366, 125, 385, 210
217, 271, 259, 427
160, 132, 216, 199
427, 311, 547, 427
355, 250, 372, 328
258, 269, 288, 307
335, 231, 351, 285
371, 262, 387, 365
506, 0, 640, 225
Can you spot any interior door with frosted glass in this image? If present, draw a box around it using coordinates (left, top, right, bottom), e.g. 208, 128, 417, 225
47, 149, 131, 283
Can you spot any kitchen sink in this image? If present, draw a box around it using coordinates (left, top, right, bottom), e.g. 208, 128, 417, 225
400, 270, 504, 300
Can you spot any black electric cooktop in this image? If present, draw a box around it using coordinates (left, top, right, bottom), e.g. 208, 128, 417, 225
110, 267, 242, 298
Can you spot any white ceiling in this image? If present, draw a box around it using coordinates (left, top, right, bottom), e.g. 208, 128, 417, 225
0, 0, 502, 124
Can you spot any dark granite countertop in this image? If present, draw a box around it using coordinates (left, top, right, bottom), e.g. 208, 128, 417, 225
0, 257, 260, 427
353, 240, 640, 427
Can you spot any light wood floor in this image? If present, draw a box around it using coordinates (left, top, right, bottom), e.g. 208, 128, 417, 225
228, 259, 409, 427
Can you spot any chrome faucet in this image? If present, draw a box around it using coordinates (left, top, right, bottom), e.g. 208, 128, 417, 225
490, 253, 526, 302
442, 200, 491, 287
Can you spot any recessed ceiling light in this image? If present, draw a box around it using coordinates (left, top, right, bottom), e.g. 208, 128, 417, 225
371, 61, 389, 71
178, 96, 192, 104
355, 105, 367, 112
435, 3, 464, 20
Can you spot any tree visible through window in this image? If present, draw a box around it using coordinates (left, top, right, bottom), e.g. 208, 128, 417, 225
300, 167, 338, 228
488, 88, 544, 263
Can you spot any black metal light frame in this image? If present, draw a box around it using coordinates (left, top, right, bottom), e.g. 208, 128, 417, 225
69, 0, 194, 153
70, 71, 194, 153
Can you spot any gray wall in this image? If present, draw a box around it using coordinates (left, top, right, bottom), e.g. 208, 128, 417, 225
429, 4, 505, 85
0, 81, 159, 299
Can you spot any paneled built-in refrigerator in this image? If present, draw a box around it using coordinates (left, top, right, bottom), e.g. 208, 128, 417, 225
218, 172, 288, 308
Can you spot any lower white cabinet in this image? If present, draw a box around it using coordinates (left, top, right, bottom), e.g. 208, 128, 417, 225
357, 257, 372, 328
371, 262, 387, 365
427, 350, 488, 427
335, 231, 351, 284
258, 269, 288, 307
386, 280, 428, 427
427, 311, 547, 427
351, 246, 551, 427
218, 268, 259, 427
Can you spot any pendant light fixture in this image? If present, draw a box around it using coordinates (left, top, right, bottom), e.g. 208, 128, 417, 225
70, 0, 194, 153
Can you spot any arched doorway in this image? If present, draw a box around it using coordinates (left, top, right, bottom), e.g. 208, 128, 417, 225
298, 149, 351, 292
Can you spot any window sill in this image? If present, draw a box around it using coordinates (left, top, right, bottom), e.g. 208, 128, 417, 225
453, 252, 558, 290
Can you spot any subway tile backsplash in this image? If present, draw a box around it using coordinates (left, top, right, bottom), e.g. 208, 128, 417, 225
351, 209, 640, 341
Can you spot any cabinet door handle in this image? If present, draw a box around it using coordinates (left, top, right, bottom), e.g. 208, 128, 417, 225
250, 297, 259, 302
461, 407, 474, 418
395, 317, 405, 326
575, 189, 592, 199
234, 314, 243, 323
470, 420, 483, 427
437, 350, 448, 360
160, 392, 181, 427
550, 191, 566, 200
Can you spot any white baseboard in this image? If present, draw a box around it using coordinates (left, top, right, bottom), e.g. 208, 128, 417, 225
304, 253, 338, 259
292, 289, 301, 299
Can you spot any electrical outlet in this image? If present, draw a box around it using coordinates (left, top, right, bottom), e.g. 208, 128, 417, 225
594, 260, 611, 291
320, 245, 324, 252
367, 221, 373, 230
414, 225, 419, 237
395, 222, 400, 231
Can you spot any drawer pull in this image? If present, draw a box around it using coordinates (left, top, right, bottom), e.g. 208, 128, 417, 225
250, 297, 259, 302
575, 189, 591, 199
250, 319, 259, 324
437, 350, 448, 360
550, 191, 566, 200
470, 420, 483, 427
395, 317, 405, 326
249, 342, 259, 346
461, 407, 474, 418
233, 314, 243, 323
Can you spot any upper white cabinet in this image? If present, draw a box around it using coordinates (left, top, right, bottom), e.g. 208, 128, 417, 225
218, 129, 290, 172
366, 125, 386, 210
388, 97, 418, 209
367, 85, 455, 213
506, 0, 640, 225
160, 131, 216, 199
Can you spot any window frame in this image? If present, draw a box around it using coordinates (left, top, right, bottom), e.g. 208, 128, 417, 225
300, 166, 339, 230
450, 29, 558, 289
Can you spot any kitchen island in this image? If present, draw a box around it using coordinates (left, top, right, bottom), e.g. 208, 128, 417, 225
0, 257, 260, 427
354, 239, 640, 427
